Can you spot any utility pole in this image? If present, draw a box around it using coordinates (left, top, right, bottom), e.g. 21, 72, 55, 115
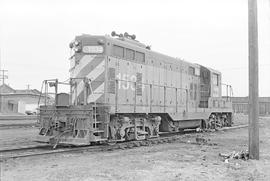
0, 69, 8, 85
0, 69, 8, 112
26, 84, 31, 90
248, 0, 259, 160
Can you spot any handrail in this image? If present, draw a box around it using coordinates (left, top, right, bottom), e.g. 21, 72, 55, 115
88, 79, 97, 129
38, 77, 233, 115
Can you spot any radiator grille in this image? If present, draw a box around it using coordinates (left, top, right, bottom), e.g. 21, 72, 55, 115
136, 73, 142, 96
107, 68, 115, 94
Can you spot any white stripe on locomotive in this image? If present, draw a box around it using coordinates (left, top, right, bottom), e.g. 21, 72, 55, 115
70, 55, 97, 78
87, 82, 105, 103
71, 60, 105, 103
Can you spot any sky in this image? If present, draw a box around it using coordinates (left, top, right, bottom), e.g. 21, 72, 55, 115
0, 0, 269, 96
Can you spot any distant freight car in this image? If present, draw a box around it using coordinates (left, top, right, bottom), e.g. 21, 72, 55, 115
37, 32, 233, 146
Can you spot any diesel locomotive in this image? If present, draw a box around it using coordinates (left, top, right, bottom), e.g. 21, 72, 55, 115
37, 32, 233, 146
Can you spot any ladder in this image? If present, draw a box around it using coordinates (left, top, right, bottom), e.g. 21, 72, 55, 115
88, 80, 106, 140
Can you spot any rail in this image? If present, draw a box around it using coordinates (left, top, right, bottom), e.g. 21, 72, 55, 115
0, 124, 247, 160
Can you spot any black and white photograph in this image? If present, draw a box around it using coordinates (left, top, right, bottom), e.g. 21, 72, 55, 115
0, 0, 270, 180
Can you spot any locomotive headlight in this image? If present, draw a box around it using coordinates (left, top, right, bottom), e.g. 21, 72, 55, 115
98, 39, 105, 45
74, 41, 79, 46
69, 42, 74, 49
74, 47, 81, 52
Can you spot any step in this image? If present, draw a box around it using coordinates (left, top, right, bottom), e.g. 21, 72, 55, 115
92, 121, 102, 124
93, 130, 104, 133
93, 115, 101, 118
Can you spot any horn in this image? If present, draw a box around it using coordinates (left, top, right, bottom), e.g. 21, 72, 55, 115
124, 32, 129, 37
111, 31, 116, 37
131, 34, 136, 40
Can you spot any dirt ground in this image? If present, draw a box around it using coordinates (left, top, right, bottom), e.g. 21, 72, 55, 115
0, 113, 248, 150
0, 128, 40, 150
0, 119, 40, 150
0, 119, 36, 126
1, 116, 270, 181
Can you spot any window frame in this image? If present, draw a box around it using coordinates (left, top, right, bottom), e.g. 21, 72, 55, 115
125, 48, 135, 60
135, 51, 145, 63
188, 66, 195, 75
212, 73, 219, 86
112, 45, 124, 58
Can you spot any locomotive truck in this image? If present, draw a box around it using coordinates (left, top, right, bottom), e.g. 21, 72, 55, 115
37, 32, 233, 146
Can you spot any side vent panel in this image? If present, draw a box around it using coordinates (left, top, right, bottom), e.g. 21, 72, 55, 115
136, 73, 142, 96
107, 67, 116, 94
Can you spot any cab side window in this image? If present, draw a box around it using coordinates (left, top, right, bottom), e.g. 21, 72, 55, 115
213, 73, 219, 86
126, 48, 135, 60
188, 66, 195, 75
113, 45, 124, 58
136, 51, 145, 63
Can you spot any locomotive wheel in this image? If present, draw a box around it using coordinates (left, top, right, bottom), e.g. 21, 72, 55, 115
227, 113, 233, 127
215, 115, 223, 128
224, 115, 229, 127
200, 119, 207, 131
208, 117, 216, 130
124, 128, 133, 141
145, 127, 151, 139
178, 128, 185, 133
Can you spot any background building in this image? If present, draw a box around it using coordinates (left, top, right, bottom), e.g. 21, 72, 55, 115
0, 84, 52, 114
231, 97, 270, 115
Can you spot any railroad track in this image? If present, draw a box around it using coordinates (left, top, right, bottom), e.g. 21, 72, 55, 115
0, 124, 248, 161
0, 135, 185, 160
0, 123, 38, 130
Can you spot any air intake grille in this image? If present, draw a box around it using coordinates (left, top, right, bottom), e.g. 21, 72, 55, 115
107, 68, 115, 94
136, 73, 142, 96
